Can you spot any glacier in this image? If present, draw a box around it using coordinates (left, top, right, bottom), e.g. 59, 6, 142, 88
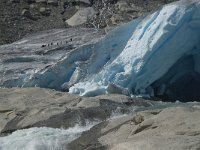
1, 0, 200, 101
69, 0, 200, 101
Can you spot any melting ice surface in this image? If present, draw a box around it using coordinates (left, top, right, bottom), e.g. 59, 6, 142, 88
2, 0, 200, 101
68, 0, 200, 101
0, 123, 96, 150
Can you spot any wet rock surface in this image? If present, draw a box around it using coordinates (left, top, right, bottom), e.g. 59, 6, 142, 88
0, 87, 150, 136
69, 105, 200, 150
1, 1, 200, 149
0, 87, 199, 150
0, 88, 200, 150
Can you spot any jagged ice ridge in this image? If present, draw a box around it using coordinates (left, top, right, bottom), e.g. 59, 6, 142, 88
1, 0, 200, 101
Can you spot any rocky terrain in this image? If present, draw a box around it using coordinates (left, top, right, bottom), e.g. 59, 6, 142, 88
1, 0, 200, 149
0, 0, 177, 45
69, 105, 200, 150
0, 87, 200, 150
0, 87, 151, 135
1, 0, 200, 102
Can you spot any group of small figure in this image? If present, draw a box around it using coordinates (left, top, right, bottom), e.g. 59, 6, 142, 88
41, 38, 73, 48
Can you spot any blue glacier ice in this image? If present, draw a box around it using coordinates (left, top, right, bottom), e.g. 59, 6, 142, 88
68, 0, 200, 100
1, 0, 200, 101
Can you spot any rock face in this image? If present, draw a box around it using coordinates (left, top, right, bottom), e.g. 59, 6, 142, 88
66, 7, 96, 26
107, 83, 130, 96
69, 105, 200, 150
0, 87, 150, 135
2, 87, 199, 150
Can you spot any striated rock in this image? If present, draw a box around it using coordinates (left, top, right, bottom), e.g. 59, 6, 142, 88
0, 88, 149, 135
66, 7, 96, 26
103, 106, 200, 150
69, 105, 200, 150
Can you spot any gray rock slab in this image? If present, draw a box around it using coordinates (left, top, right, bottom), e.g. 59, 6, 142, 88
0, 88, 148, 135
66, 7, 96, 26
69, 105, 200, 150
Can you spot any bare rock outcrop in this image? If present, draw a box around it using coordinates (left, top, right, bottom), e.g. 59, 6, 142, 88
0, 87, 150, 135
69, 105, 200, 150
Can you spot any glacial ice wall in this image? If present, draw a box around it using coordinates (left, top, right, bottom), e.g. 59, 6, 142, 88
69, 0, 200, 101
22, 17, 142, 90
1, 0, 200, 101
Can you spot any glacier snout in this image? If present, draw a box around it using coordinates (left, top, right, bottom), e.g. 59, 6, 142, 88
70, 0, 200, 101
1, 0, 200, 102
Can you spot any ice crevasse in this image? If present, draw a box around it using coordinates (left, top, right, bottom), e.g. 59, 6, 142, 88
69, 0, 200, 101
20, 0, 200, 101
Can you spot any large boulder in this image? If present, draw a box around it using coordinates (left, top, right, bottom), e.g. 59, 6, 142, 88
65, 7, 96, 26
107, 83, 130, 96
0, 88, 149, 135
39, 7, 51, 16
69, 105, 200, 150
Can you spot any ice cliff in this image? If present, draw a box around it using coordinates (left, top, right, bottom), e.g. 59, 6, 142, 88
1, 0, 200, 101
70, 0, 200, 101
